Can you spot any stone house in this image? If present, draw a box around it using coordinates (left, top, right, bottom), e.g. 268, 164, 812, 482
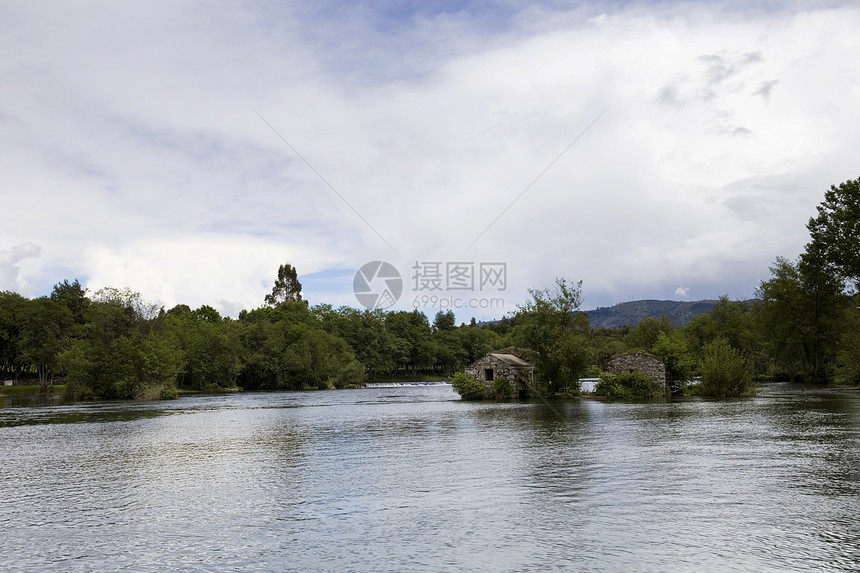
604, 352, 667, 388
464, 350, 536, 399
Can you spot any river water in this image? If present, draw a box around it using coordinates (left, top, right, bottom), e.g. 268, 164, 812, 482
1, 383, 859, 572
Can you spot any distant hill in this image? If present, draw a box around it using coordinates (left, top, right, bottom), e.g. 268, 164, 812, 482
585, 299, 720, 329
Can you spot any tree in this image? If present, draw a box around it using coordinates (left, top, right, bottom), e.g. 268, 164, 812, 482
694, 338, 756, 397
836, 297, 860, 386
386, 310, 433, 376
651, 330, 695, 386
509, 278, 590, 396
805, 177, 860, 292
0, 291, 26, 378
433, 310, 456, 333
265, 263, 303, 306
17, 298, 73, 391
757, 257, 843, 382
50, 279, 90, 327
623, 315, 671, 353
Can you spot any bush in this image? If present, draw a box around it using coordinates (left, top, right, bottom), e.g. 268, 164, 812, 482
62, 379, 94, 401
333, 360, 367, 389
693, 338, 756, 397
159, 386, 179, 400
451, 372, 489, 400
594, 370, 663, 400
493, 376, 512, 398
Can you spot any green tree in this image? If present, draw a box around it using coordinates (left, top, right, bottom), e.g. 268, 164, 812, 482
238, 301, 360, 390
432, 310, 456, 333
455, 325, 502, 365
623, 315, 672, 353
265, 263, 303, 306
509, 278, 589, 396
0, 291, 27, 378
50, 279, 90, 328
17, 297, 73, 391
836, 298, 860, 386
805, 177, 860, 291
757, 257, 843, 382
164, 309, 241, 390
386, 310, 433, 376
60, 288, 181, 400
694, 338, 756, 397
651, 330, 695, 386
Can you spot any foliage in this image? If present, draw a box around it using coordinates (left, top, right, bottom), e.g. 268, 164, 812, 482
433, 310, 456, 332
4, 175, 858, 402
510, 277, 589, 397
835, 300, 860, 386
693, 338, 756, 397
385, 310, 432, 376
624, 315, 672, 353
651, 330, 695, 385
451, 372, 488, 400
17, 298, 73, 391
0, 291, 27, 377
805, 177, 860, 291
756, 257, 843, 382
595, 370, 663, 400
493, 376, 512, 397
265, 263, 303, 306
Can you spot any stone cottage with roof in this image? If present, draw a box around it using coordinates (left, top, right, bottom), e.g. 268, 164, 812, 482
464, 349, 536, 399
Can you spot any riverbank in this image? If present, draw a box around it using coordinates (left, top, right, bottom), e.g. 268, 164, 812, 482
0, 384, 65, 398
367, 374, 449, 383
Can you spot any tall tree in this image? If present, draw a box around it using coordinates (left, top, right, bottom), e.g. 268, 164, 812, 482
50, 279, 90, 327
757, 257, 843, 382
265, 264, 303, 306
17, 298, 73, 391
433, 310, 456, 333
0, 291, 27, 378
805, 177, 860, 292
510, 277, 590, 396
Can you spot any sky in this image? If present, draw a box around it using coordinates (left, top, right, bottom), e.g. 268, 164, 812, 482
1, 0, 859, 322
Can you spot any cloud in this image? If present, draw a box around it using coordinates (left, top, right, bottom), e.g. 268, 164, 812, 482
1, 1, 859, 319
0, 243, 41, 294
675, 287, 690, 297
752, 79, 780, 100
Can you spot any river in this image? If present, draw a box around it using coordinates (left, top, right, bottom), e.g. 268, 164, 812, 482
1, 383, 859, 572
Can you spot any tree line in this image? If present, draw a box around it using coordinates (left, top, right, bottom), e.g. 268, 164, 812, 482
1, 178, 858, 400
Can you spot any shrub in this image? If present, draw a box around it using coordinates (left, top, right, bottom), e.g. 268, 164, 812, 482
595, 370, 663, 400
493, 376, 512, 398
159, 386, 179, 400
693, 338, 756, 397
451, 372, 489, 400
62, 380, 94, 401
333, 360, 366, 389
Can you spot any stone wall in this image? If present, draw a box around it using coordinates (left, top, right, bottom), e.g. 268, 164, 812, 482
605, 352, 667, 387
464, 355, 534, 399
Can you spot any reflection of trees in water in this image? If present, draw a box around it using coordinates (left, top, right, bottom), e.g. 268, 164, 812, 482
757, 384, 860, 563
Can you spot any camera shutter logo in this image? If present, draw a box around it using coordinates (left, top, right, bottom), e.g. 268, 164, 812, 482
353, 261, 403, 310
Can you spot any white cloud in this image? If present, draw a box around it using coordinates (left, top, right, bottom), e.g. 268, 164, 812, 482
1, 1, 859, 321
0, 243, 41, 294
675, 287, 690, 297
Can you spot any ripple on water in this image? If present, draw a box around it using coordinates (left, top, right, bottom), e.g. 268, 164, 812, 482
1, 385, 860, 572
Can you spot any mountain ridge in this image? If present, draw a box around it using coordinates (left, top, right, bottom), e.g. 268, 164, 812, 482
584, 299, 720, 329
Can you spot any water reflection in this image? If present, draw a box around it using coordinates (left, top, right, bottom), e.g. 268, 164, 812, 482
1, 385, 859, 572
